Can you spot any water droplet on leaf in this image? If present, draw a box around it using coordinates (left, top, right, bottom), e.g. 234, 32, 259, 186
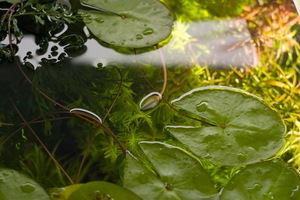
21, 183, 36, 193
196, 101, 209, 112
143, 28, 154, 35
237, 153, 246, 162
136, 34, 143, 40
95, 18, 104, 23
204, 153, 212, 159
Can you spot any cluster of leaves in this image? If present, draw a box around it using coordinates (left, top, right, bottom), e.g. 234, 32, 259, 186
0, 0, 299, 199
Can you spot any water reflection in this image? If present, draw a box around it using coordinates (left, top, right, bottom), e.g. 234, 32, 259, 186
3, 18, 258, 70
73, 18, 259, 69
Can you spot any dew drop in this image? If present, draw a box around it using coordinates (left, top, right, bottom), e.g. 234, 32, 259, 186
263, 192, 274, 199
21, 183, 36, 193
237, 153, 246, 162
204, 153, 212, 159
136, 34, 143, 40
196, 101, 209, 112
95, 18, 104, 23
253, 183, 262, 190
143, 28, 154, 35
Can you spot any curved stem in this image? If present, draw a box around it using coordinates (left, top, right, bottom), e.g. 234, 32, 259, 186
135, 48, 217, 126
156, 45, 167, 96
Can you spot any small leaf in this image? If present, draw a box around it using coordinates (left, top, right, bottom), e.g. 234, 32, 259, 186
79, 0, 173, 48
124, 142, 219, 200
0, 168, 50, 200
68, 181, 141, 200
220, 160, 300, 200
167, 86, 286, 165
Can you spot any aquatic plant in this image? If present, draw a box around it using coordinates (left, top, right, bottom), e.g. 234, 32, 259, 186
0, 0, 299, 199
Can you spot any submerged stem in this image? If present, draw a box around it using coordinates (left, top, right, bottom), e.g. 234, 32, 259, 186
9, 98, 74, 185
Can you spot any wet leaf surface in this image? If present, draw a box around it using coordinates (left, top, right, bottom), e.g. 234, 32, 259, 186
167, 86, 286, 165
80, 0, 173, 48
124, 142, 219, 200
0, 168, 50, 200
68, 181, 141, 200
220, 160, 300, 200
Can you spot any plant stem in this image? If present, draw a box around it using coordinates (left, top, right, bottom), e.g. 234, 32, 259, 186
9, 98, 75, 185
157, 45, 167, 96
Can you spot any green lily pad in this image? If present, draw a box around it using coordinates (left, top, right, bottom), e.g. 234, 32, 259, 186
79, 0, 173, 48
123, 142, 219, 200
68, 181, 141, 200
49, 184, 83, 200
0, 168, 50, 200
167, 86, 286, 166
219, 160, 300, 200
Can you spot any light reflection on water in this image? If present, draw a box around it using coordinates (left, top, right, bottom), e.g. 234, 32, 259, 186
3, 18, 258, 69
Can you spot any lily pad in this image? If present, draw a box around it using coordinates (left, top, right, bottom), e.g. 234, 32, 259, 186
123, 142, 219, 200
79, 0, 173, 48
167, 86, 286, 166
0, 168, 50, 200
68, 181, 141, 200
219, 160, 300, 200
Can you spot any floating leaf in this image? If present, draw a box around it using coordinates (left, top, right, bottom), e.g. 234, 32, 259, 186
68, 181, 141, 200
124, 142, 219, 200
49, 184, 83, 200
219, 160, 300, 200
79, 0, 173, 48
0, 168, 50, 200
167, 86, 286, 165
